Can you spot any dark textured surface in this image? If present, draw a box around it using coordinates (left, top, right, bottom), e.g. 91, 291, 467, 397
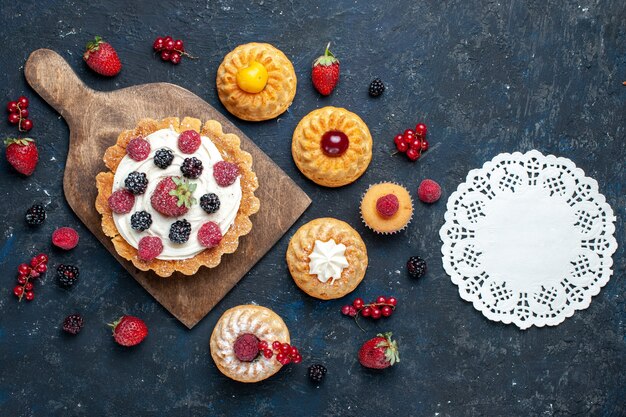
0, 1, 624, 416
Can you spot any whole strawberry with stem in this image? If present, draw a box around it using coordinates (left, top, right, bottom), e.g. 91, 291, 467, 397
150, 176, 197, 217
312, 42, 340, 96
5, 138, 38, 175
358, 332, 400, 369
109, 315, 148, 347
83, 36, 122, 76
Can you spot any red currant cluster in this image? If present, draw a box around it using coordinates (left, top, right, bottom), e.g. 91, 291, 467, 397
13, 253, 48, 302
258, 340, 302, 365
342, 296, 398, 325
7, 96, 33, 132
393, 122, 429, 161
152, 36, 194, 65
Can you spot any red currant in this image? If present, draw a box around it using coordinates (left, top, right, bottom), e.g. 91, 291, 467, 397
387, 296, 397, 307
164, 36, 173, 43
375, 296, 386, 304
421, 140, 429, 152
13, 286, 23, 297
371, 308, 382, 319
282, 356, 291, 365
263, 349, 273, 359
352, 298, 364, 309
393, 134, 404, 145
276, 353, 285, 362
404, 129, 415, 137
20, 119, 33, 131
289, 346, 298, 356
410, 138, 422, 149
7, 101, 18, 112
17, 276, 27, 285
36, 263, 47, 273
272, 341, 281, 350
160, 50, 171, 61
164, 39, 175, 51
173, 39, 184, 52
293, 354, 302, 364
153, 37, 165, 51
407, 148, 420, 161
258, 340, 268, 350
18, 263, 30, 275
341, 305, 356, 316
30, 257, 38, 267
381, 305, 393, 317
24, 282, 33, 291
281, 343, 291, 353
25, 291, 34, 301
18, 96, 29, 108
170, 52, 181, 65
8, 113, 20, 124
361, 306, 372, 317
415, 123, 427, 136
20, 109, 29, 118
396, 141, 409, 153
36, 254, 48, 264
30, 271, 40, 278
403, 133, 414, 144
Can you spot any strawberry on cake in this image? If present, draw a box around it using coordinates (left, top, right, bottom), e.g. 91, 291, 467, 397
96, 117, 259, 277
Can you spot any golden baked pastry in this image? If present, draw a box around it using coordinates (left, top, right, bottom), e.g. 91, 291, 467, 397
95, 117, 260, 277
286, 218, 367, 300
210, 305, 290, 383
216, 43, 297, 121
360, 182, 413, 234
291, 106, 372, 187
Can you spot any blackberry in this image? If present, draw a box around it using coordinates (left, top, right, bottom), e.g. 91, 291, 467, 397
181, 157, 203, 179
169, 219, 191, 243
25, 204, 46, 225
200, 193, 220, 214
130, 211, 152, 231
154, 148, 174, 169
308, 364, 327, 383
62, 314, 84, 335
125, 171, 148, 194
57, 264, 79, 288
407, 256, 427, 278
368, 78, 385, 97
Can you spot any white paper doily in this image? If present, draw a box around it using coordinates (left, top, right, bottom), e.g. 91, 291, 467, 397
439, 150, 617, 329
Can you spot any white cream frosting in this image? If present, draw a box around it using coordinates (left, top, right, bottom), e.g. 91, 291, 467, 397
308, 239, 349, 283
112, 127, 242, 260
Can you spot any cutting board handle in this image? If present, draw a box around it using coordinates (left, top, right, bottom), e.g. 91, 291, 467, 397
25, 49, 96, 125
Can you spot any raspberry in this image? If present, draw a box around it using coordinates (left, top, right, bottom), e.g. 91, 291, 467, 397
52, 227, 79, 250
153, 148, 174, 169
169, 219, 191, 244
198, 221, 222, 248
180, 157, 203, 179
200, 193, 220, 214
375, 194, 399, 217
130, 211, 152, 231
62, 314, 84, 335
213, 161, 239, 187
137, 236, 163, 261
25, 204, 46, 225
108, 189, 135, 214
125, 171, 148, 194
126, 136, 151, 161
178, 130, 201, 154
417, 179, 442, 203
233, 333, 260, 362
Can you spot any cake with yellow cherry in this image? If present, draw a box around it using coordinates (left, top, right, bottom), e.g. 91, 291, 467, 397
216, 42, 297, 121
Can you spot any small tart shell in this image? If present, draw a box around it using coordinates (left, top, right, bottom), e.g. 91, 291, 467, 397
216, 43, 297, 121
95, 117, 260, 278
210, 305, 290, 383
286, 218, 368, 300
360, 182, 413, 234
292, 106, 372, 187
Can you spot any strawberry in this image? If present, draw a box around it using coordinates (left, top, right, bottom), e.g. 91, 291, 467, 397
4, 138, 38, 176
150, 176, 197, 217
109, 315, 148, 347
311, 43, 340, 96
358, 332, 400, 369
83, 36, 122, 76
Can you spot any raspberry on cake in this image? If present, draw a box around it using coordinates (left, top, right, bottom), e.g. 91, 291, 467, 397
198, 221, 222, 248
126, 136, 151, 161
108, 189, 135, 214
178, 130, 201, 154
213, 161, 240, 186
138, 236, 163, 261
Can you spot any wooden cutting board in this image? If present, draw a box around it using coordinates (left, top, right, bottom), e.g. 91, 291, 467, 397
24, 49, 310, 329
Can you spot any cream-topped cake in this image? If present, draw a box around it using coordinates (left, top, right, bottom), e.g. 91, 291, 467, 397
111, 127, 242, 260
95, 117, 260, 277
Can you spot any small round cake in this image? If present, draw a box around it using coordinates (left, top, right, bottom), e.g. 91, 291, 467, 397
292, 107, 372, 187
286, 218, 368, 299
95, 117, 260, 277
216, 42, 297, 121
360, 183, 413, 234
210, 305, 290, 383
